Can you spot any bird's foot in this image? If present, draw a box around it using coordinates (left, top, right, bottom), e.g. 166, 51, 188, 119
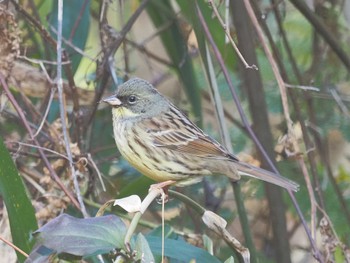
149, 180, 175, 203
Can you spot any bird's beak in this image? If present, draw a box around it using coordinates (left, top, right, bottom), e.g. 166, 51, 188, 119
102, 95, 122, 107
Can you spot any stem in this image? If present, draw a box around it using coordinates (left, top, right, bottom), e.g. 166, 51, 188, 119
196, 4, 257, 262
57, 0, 88, 217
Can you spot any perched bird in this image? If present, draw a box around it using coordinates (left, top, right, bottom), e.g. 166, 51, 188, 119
103, 78, 299, 192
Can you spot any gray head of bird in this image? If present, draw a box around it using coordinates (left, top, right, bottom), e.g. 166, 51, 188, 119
102, 78, 169, 121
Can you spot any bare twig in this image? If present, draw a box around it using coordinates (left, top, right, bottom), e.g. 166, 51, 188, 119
268, 0, 327, 214
10, 0, 57, 48
268, 0, 348, 230
204, 42, 232, 150
196, 5, 257, 262
242, 0, 322, 261
0, 236, 29, 258
21, 168, 47, 195
49, 26, 96, 61
285, 83, 320, 92
289, 0, 350, 71
87, 0, 151, 126
33, 87, 56, 138
119, 0, 130, 80
69, 0, 90, 41
7, 141, 70, 161
87, 153, 106, 192
196, 3, 323, 262
56, 0, 88, 217
18, 55, 70, 65
207, 0, 257, 70
0, 74, 80, 209
224, 0, 230, 44
329, 87, 350, 118
125, 38, 174, 68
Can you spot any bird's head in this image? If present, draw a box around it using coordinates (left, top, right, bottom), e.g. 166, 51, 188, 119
102, 78, 169, 121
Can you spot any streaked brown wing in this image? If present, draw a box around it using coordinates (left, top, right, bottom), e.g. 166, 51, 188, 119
167, 134, 231, 158
140, 105, 238, 161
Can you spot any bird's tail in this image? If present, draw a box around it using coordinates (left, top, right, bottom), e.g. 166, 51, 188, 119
235, 162, 299, 192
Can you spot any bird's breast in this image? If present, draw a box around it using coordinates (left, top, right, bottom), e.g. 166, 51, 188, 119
112, 120, 131, 156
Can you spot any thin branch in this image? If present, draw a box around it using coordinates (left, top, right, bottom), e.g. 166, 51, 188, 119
268, 0, 327, 215
125, 38, 174, 68
196, 2, 322, 262
68, 0, 90, 41
33, 87, 56, 138
49, 26, 96, 61
289, 0, 350, 71
224, 0, 230, 44
119, 0, 130, 80
204, 42, 232, 150
329, 87, 350, 118
87, 0, 151, 126
196, 5, 257, 262
87, 153, 106, 192
0, 74, 80, 209
0, 236, 29, 258
285, 83, 320, 92
7, 141, 70, 161
106, 0, 152, 73
243, 0, 323, 261
268, 0, 343, 226
207, 0, 257, 70
10, 0, 57, 48
21, 168, 47, 195
61, 49, 83, 148
56, 0, 88, 217
18, 55, 70, 65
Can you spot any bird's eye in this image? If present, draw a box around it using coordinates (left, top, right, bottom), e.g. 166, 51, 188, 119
128, 95, 137, 104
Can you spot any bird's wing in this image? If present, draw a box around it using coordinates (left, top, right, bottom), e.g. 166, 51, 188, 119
141, 105, 238, 161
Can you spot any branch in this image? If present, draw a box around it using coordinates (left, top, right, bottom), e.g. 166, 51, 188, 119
56, 0, 88, 217
289, 0, 350, 71
0, 74, 80, 209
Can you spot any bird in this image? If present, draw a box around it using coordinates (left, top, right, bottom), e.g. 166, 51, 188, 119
102, 78, 299, 192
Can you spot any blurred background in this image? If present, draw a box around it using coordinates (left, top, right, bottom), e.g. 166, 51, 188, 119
0, 0, 350, 262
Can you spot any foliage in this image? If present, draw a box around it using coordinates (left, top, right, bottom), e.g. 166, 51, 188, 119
1, 0, 350, 262
0, 137, 37, 262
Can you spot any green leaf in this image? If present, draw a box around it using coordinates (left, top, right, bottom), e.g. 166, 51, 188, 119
146, 236, 222, 263
27, 214, 127, 262
49, 0, 91, 74
0, 137, 37, 262
117, 176, 154, 199
134, 233, 155, 262
224, 256, 235, 263
148, 224, 175, 239
147, 0, 203, 126
334, 245, 345, 263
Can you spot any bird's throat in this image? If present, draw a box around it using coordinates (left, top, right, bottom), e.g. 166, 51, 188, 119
112, 107, 139, 121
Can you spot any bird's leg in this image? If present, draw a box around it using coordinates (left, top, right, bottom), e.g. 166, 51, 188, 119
149, 180, 176, 203
150, 180, 176, 190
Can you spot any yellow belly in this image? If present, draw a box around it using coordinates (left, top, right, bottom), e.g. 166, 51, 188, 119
112, 120, 206, 185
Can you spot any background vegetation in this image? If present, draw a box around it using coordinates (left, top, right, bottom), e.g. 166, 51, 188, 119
0, 0, 350, 262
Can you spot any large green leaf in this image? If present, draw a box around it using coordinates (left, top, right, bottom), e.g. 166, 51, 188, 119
146, 235, 222, 263
147, 0, 203, 126
26, 214, 127, 262
148, 225, 222, 262
0, 137, 38, 262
